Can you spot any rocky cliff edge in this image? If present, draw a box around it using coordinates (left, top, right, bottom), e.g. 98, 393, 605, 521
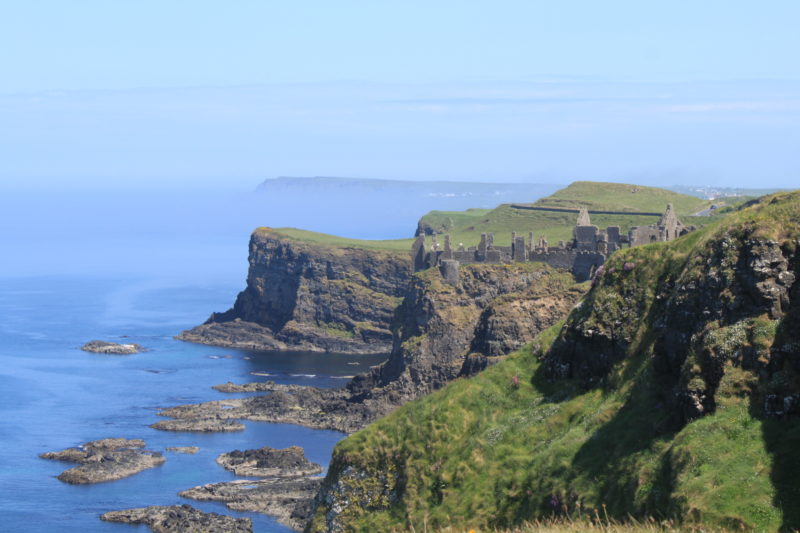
177, 228, 411, 354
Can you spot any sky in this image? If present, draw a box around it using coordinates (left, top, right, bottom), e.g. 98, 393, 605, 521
1, 1, 798, 190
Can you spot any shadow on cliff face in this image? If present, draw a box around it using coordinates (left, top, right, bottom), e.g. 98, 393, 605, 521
567, 360, 679, 519
758, 417, 800, 532
757, 279, 800, 532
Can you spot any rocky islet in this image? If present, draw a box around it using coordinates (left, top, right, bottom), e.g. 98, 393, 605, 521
81, 340, 143, 354
40, 438, 165, 484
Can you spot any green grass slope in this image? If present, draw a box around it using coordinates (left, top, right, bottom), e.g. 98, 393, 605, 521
417, 182, 714, 247
533, 181, 709, 213
310, 192, 800, 533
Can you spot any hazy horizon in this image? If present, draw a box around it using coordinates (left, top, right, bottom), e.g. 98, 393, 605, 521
1, 2, 798, 191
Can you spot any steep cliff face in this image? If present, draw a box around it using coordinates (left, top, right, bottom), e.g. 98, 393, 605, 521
545, 194, 800, 422
308, 193, 800, 533
178, 228, 411, 354
347, 263, 586, 404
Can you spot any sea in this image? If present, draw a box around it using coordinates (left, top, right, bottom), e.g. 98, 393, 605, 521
0, 183, 553, 532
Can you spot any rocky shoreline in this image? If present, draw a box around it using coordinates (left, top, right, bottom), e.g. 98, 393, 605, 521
178, 445, 324, 531
154, 382, 393, 434
40, 438, 165, 484
101, 504, 252, 533
181, 476, 322, 531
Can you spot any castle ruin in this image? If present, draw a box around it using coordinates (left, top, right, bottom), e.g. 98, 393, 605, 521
412, 204, 692, 283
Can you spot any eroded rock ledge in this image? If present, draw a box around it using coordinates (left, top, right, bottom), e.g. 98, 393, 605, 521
40, 438, 164, 484
181, 477, 321, 531
150, 413, 245, 433
100, 504, 252, 533
176, 445, 322, 531
155, 382, 390, 434
217, 445, 322, 477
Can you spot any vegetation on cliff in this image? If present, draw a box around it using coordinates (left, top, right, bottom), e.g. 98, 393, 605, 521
310, 192, 800, 533
261, 227, 414, 252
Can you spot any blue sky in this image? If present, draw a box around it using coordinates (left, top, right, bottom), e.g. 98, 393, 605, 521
1, 1, 798, 189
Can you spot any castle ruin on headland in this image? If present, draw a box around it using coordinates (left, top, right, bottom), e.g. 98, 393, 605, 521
412, 204, 692, 283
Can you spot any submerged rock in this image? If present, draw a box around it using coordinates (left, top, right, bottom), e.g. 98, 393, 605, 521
40, 438, 164, 484
217, 445, 322, 477
100, 504, 251, 533
165, 446, 199, 454
180, 478, 321, 532
81, 340, 142, 354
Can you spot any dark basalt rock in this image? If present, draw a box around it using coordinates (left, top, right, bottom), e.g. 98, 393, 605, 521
177, 229, 411, 354
150, 416, 245, 433
81, 340, 142, 354
217, 445, 322, 477
40, 438, 164, 484
100, 504, 252, 533
180, 478, 321, 532
158, 264, 584, 436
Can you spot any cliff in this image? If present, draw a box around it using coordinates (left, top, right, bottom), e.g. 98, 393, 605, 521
345, 263, 586, 405
164, 261, 585, 436
178, 228, 411, 354
308, 192, 800, 533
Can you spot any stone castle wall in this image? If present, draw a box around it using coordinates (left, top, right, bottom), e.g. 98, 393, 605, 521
414, 204, 692, 284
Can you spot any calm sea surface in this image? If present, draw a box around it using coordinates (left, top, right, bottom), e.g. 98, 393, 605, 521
0, 275, 387, 532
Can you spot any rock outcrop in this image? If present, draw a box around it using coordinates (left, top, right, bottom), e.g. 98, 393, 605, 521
81, 340, 142, 354
177, 228, 410, 354
346, 263, 586, 404
100, 504, 252, 533
180, 478, 321, 532
544, 194, 800, 423
176, 445, 322, 531
217, 445, 322, 477
151, 414, 245, 433
40, 438, 164, 484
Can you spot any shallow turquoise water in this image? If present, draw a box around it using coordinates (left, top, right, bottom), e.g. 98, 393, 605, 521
0, 275, 387, 532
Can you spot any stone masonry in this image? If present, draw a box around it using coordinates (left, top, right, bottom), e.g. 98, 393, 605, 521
412, 204, 693, 283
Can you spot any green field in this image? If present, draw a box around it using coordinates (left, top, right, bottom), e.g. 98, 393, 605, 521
417, 182, 716, 247
255, 227, 413, 253
532, 181, 710, 213
264, 181, 717, 251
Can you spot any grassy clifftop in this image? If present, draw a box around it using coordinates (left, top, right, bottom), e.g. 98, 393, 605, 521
309, 192, 800, 533
256, 181, 714, 253
417, 182, 715, 247
254, 227, 413, 253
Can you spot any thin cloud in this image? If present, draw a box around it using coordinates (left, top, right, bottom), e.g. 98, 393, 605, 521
667, 101, 800, 113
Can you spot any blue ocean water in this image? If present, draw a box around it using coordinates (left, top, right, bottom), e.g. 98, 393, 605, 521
0, 275, 387, 532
